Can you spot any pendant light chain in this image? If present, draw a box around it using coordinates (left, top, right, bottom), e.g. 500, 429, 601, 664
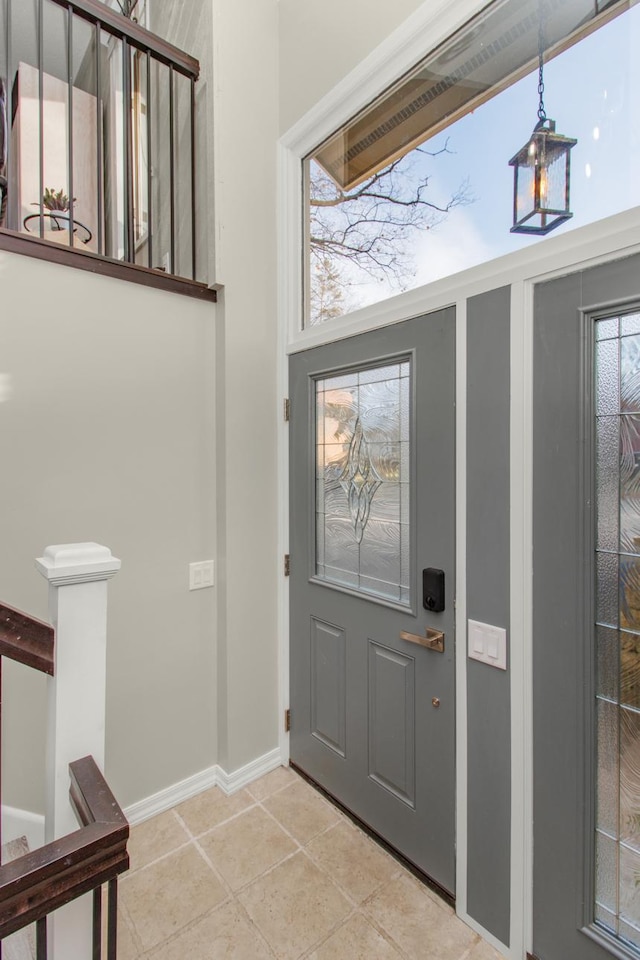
537, 4, 547, 122
509, 0, 577, 234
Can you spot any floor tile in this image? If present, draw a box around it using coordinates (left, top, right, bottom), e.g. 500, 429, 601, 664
116, 771, 506, 960
247, 765, 296, 801
365, 874, 478, 960
114, 913, 140, 960
199, 806, 297, 891
307, 820, 398, 903
263, 779, 340, 845
175, 786, 254, 836
238, 851, 351, 960
146, 901, 274, 960
127, 811, 190, 872
120, 844, 227, 950
464, 939, 508, 960
308, 912, 403, 960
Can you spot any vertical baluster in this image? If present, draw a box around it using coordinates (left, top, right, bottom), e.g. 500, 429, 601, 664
146, 49, 152, 269
0, 658, 3, 960
35, 917, 47, 960
93, 887, 102, 960
190, 75, 196, 281
0, 657, 3, 859
106, 879, 118, 960
95, 22, 103, 256
3, 0, 12, 231
66, 4, 74, 248
122, 37, 134, 262
37, 0, 44, 237
169, 63, 175, 275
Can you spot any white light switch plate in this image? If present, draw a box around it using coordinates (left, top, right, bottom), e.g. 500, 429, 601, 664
189, 560, 215, 590
468, 619, 507, 670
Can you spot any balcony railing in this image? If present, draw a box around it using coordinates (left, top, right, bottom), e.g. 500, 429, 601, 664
0, 0, 214, 300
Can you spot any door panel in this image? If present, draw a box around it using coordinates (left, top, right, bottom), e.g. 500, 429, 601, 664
310, 618, 346, 756
289, 308, 456, 893
533, 254, 640, 960
368, 642, 416, 805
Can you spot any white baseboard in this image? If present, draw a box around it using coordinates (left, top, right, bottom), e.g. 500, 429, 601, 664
124, 748, 283, 825
1, 805, 45, 850
124, 765, 219, 826
215, 748, 282, 796
1, 750, 285, 836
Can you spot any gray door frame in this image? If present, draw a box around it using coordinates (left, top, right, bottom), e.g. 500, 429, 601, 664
532, 254, 640, 960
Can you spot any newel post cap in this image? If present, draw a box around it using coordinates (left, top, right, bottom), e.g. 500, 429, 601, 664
36, 543, 121, 586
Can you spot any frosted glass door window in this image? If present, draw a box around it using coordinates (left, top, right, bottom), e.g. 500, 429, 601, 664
595, 310, 640, 949
315, 361, 410, 604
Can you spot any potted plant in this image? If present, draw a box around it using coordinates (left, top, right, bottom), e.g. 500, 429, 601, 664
35, 187, 74, 225
27, 188, 91, 246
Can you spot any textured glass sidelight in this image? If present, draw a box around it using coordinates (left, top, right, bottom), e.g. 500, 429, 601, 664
595, 312, 640, 949
315, 361, 410, 604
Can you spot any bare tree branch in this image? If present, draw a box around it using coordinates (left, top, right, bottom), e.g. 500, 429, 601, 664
308, 142, 473, 322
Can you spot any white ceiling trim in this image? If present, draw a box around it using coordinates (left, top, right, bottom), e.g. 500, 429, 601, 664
280, 0, 493, 158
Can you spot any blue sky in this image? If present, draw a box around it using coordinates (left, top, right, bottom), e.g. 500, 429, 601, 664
319, 2, 640, 314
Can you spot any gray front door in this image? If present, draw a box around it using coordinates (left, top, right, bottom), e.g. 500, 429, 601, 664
289, 307, 456, 894
533, 254, 640, 960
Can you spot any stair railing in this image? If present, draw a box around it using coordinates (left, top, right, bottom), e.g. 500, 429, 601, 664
0, 752, 129, 959
0, 543, 127, 960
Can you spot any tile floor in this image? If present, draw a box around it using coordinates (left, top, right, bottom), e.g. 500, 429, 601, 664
118, 766, 506, 960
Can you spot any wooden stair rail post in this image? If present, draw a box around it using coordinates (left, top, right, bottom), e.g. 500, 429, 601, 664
36, 543, 121, 960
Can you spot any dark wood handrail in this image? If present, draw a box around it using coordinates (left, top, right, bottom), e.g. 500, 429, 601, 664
0, 603, 54, 676
0, 229, 218, 303
49, 0, 199, 79
0, 756, 129, 940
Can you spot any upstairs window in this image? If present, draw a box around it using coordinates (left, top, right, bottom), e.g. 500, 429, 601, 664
305, 0, 639, 326
0, 0, 209, 296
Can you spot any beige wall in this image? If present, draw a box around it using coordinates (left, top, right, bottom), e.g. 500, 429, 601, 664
2, 0, 282, 820
211, 0, 280, 772
278, 0, 428, 133
0, 253, 217, 812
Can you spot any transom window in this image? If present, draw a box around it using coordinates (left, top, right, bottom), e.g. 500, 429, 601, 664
304, 0, 638, 326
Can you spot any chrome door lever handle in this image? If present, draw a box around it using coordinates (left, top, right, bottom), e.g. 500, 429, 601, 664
400, 627, 444, 653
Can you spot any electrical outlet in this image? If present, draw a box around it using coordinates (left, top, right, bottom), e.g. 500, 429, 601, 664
189, 560, 215, 590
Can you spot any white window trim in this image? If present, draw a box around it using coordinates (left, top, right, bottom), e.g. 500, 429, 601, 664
276, 4, 640, 959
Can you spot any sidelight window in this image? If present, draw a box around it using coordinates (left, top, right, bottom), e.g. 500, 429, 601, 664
594, 309, 640, 950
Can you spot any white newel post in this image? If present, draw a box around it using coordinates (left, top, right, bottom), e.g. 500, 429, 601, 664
36, 542, 121, 960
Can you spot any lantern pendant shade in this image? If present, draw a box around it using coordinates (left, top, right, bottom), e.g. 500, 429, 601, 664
509, 118, 577, 235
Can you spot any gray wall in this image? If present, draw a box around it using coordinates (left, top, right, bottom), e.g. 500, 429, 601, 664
466, 286, 512, 944
0, 251, 217, 812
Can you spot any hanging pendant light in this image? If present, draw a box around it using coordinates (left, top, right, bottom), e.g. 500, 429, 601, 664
509, 16, 577, 235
